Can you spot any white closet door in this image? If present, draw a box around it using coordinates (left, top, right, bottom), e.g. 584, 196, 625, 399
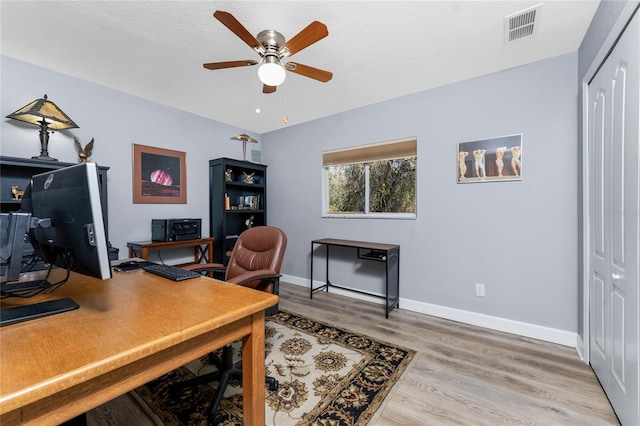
588, 10, 639, 426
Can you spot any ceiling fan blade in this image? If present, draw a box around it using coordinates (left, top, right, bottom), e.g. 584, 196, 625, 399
263, 84, 277, 94
285, 62, 333, 82
279, 21, 328, 57
203, 60, 258, 70
213, 10, 265, 54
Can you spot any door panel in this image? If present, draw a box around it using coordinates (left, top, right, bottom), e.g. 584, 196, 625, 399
589, 85, 610, 382
611, 288, 625, 389
611, 64, 626, 269
593, 91, 606, 257
593, 272, 606, 356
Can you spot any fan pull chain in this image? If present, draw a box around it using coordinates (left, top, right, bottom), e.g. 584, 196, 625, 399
283, 79, 288, 124
255, 74, 261, 114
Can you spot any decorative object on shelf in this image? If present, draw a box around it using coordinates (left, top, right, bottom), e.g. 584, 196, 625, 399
11, 184, 24, 200
457, 134, 523, 184
242, 171, 255, 184
230, 133, 258, 161
225, 168, 233, 181
245, 215, 254, 229
132, 144, 187, 204
74, 137, 94, 163
5, 94, 79, 162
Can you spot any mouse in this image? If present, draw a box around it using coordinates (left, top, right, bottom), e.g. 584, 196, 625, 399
118, 261, 139, 268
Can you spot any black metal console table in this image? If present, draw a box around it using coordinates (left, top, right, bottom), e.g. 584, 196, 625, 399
310, 238, 400, 318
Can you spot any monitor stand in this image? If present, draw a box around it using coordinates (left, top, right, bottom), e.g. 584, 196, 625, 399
0, 279, 53, 294
0, 298, 79, 327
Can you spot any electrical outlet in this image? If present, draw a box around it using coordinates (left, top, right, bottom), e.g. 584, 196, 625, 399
475, 283, 486, 297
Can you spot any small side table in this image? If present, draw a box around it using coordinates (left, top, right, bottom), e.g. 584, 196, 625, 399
126, 238, 214, 266
310, 238, 400, 318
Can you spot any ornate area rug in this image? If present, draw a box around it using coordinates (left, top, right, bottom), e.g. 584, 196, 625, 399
133, 310, 414, 425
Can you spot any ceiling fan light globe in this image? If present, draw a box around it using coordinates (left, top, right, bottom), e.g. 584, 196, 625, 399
258, 61, 286, 86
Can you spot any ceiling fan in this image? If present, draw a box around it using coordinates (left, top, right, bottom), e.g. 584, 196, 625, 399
203, 10, 333, 94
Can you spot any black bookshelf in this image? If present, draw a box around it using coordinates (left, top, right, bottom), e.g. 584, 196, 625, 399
209, 158, 267, 265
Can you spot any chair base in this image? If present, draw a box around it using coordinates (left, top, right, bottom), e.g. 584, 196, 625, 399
169, 345, 278, 425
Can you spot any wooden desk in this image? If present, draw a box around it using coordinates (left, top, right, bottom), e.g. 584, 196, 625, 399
0, 267, 277, 425
127, 237, 214, 265
310, 238, 400, 318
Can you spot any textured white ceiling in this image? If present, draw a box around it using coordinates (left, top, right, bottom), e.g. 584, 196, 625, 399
1, 1, 600, 134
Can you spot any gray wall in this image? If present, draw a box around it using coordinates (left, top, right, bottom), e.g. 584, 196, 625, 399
2, 51, 582, 336
263, 53, 580, 333
1, 56, 260, 263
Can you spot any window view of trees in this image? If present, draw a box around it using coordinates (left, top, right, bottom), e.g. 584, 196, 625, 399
328, 163, 365, 213
369, 158, 416, 213
327, 157, 416, 214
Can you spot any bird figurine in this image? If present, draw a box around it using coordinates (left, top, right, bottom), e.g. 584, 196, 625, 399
242, 171, 255, 184
74, 137, 94, 163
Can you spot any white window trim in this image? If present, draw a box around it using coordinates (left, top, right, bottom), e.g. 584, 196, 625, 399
321, 212, 417, 219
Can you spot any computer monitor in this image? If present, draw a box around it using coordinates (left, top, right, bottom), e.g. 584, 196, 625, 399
28, 162, 112, 280
0, 163, 111, 326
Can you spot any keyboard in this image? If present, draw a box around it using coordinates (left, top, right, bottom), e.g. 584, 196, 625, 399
143, 263, 202, 281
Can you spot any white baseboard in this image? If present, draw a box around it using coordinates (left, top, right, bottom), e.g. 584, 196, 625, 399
282, 274, 578, 348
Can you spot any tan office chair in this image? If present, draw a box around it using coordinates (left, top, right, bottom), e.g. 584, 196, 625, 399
171, 226, 287, 425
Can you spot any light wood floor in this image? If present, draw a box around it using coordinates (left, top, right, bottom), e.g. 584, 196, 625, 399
87, 282, 619, 425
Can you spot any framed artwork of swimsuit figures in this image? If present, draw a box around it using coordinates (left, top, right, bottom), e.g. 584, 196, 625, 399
457, 134, 522, 183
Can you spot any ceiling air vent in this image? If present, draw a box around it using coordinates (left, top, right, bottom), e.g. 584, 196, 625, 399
505, 4, 542, 43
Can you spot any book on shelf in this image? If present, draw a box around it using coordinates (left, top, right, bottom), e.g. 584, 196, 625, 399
236, 195, 260, 210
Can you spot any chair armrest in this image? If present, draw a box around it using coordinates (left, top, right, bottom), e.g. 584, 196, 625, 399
227, 269, 281, 287
182, 263, 226, 272
181, 263, 226, 279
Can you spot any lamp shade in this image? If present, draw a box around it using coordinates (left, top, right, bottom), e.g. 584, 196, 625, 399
258, 56, 286, 87
230, 134, 258, 162
6, 94, 78, 130
6, 94, 78, 161
229, 134, 258, 144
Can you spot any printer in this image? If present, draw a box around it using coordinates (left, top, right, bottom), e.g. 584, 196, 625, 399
152, 218, 201, 242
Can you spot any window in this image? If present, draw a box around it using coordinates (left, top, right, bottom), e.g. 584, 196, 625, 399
323, 138, 417, 218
